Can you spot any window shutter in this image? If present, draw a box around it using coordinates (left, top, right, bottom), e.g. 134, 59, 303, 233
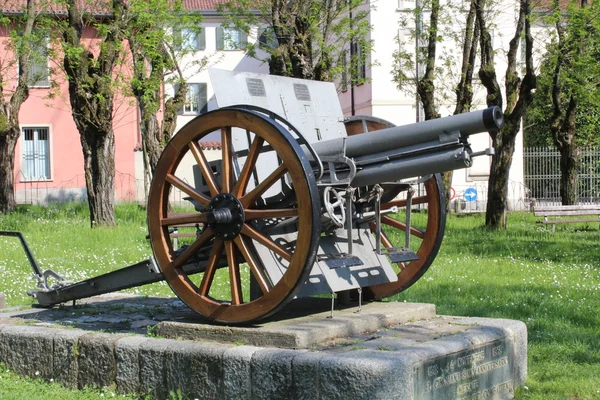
197, 28, 206, 50
199, 83, 208, 113
27, 37, 49, 87
216, 27, 224, 50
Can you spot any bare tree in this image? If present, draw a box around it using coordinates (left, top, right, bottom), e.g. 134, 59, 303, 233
476, 0, 536, 229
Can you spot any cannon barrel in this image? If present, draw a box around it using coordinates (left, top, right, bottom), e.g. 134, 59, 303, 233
309, 106, 503, 187
311, 106, 503, 159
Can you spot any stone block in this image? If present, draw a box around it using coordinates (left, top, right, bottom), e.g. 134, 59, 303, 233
164, 341, 229, 400
250, 348, 301, 400
139, 337, 178, 400
77, 333, 123, 390
0, 292, 5, 309
319, 350, 409, 400
52, 329, 87, 388
115, 336, 148, 395
222, 346, 260, 400
291, 351, 327, 400
0, 325, 54, 379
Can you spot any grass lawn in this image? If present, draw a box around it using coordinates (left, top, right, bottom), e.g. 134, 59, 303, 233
1, 203, 600, 399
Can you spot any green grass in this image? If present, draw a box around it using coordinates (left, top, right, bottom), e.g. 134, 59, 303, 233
0, 363, 140, 400
1, 203, 600, 399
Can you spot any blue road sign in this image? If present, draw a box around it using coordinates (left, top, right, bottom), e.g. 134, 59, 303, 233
464, 188, 477, 202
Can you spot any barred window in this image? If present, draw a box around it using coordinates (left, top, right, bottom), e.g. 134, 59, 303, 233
22, 127, 50, 180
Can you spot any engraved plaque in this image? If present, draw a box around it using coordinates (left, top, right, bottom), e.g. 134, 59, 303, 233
293, 83, 311, 101
414, 339, 514, 400
246, 78, 266, 97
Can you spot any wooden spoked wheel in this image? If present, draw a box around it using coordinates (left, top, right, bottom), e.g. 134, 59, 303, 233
148, 108, 320, 324
344, 117, 446, 299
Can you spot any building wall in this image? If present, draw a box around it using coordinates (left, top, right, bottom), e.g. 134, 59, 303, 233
1, 26, 139, 205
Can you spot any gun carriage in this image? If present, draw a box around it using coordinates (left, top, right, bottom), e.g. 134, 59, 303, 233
8, 70, 502, 324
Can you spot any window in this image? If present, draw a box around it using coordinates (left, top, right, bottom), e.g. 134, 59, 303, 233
27, 37, 49, 87
179, 83, 208, 115
216, 27, 247, 50
21, 127, 50, 180
175, 27, 205, 51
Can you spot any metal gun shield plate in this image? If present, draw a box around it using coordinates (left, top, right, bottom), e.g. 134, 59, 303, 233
343, 117, 446, 299
148, 108, 320, 324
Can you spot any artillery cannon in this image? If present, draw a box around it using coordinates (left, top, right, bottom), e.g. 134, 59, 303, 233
12, 70, 502, 324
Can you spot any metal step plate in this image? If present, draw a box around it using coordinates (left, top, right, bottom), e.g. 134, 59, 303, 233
379, 247, 419, 263
318, 253, 364, 269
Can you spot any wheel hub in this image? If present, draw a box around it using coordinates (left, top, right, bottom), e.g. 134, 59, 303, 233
206, 193, 245, 240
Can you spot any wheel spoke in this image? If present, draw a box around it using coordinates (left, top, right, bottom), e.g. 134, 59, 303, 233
168, 228, 214, 270
241, 223, 292, 262
221, 127, 233, 193
198, 239, 224, 296
225, 241, 243, 305
381, 215, 425, 239
232, 136, 265, 198
189, 141, 220, 197
161, 212, 207, 227
166, 174, 210, 207
244, 208, 298, 220
384, 195, 429, 209
240, 164, 287, 208
234, 236, 272, 295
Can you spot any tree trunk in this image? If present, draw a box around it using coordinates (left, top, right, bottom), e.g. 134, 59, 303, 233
61, 0, 126, 227
485, 117, 518, 228
81, 130, 115, 227
0, 130, 19, 213
140, 108, 162, 176
559, 145, 578, 205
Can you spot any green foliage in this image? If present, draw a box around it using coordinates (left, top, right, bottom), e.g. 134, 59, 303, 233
525, 1, 600, 148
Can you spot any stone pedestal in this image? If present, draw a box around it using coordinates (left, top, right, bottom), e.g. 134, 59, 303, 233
0, 295, 527, 399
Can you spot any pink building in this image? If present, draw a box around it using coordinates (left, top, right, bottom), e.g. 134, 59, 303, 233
3, 0, 231, 205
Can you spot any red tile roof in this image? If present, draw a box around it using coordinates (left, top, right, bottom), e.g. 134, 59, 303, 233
183, 0, 229, 10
